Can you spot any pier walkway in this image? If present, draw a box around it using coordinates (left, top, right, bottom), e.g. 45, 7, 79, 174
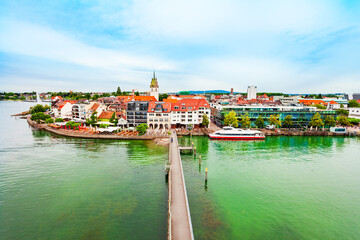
168, 130, 194, 240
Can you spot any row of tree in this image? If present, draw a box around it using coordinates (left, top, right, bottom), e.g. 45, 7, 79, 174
223, 111, 353, 129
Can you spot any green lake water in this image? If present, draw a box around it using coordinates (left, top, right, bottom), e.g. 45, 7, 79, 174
1, 101, 360, 239
0, 102, 168, 239
179, 135, 360, 239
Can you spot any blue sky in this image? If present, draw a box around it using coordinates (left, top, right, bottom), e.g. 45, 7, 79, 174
0, 0, 360, 93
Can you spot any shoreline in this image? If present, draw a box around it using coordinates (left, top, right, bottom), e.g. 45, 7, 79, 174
27, 117, 163, 140
27, 117, 358, 140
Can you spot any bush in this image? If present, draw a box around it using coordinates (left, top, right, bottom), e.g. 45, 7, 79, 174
137, 123, 148, 135
55, 118, 64, 122
30, 104, 49, 114
348, 118, 360, 125
45, 118, 54, 124
99, 124, 109, 128
65, 121, 82, 128
31, 112, 51, 121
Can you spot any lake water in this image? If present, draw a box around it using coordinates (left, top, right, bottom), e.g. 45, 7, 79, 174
1, 101, 359, 239
0, 101, 168, 239
179, 135, 360, 239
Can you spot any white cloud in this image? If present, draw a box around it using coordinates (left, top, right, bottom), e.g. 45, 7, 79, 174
121, 0, 338, 41
0, 18, 177, 71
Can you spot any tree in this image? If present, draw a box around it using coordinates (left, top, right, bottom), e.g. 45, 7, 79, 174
86, 111, 98, 125
316, 94, 322, 99
324, 116, 336, 127
137, 123, 148, 135
309, 113, 324, 129
116, 86, 122, 95
159, 93, 169, 101
269, 114, 282, 128
110, 112, 116, 123
45, 118, 54, 124
30, 104, 48, 114
336, 109, 349, 116
283, 115, 293, 129
337, 115, 350, 126
224, 111, 238, 127
348, 100, 360, 108
135, 91, 140, 96
201, 114, 209, 128
240, 113, 251, 128
255, 115, 265, 128
313, 104, 326, 110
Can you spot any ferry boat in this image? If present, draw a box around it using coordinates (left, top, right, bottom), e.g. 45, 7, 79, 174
209, 127, 265, 140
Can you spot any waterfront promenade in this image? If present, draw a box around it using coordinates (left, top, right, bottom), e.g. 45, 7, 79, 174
168, 130, 194, 240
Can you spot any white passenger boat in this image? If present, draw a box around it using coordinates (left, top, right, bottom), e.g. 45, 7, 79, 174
209, 127, 265, 140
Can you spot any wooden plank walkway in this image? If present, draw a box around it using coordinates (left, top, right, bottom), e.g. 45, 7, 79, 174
168, 130, 194, 240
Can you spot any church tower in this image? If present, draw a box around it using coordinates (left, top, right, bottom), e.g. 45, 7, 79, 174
150, 71, 159, 101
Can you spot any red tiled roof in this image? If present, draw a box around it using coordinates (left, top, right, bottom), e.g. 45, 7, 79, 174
163, 98, 178, 103
134, 96, 157, 101
89, 103, 100, 111
329, 100, 338, 104
171, 98, 209, 112
299, 99, 326, 105
98, 111, 115, 119
148, 101, 171, 112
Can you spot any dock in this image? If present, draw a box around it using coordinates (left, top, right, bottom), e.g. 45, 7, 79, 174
167, 130, 194, 240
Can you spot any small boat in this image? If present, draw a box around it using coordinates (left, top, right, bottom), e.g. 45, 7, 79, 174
209, 127, 265, 140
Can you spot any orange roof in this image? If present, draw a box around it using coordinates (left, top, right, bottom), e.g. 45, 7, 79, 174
171, 98, 209, 112
89, 103, 100, 111
299, 99, 326, 105
163, 98, 178, 103
148, 101, 171, 112
329, 100, 338, 104
98, 111, 115, 119
134, 96, 157, 101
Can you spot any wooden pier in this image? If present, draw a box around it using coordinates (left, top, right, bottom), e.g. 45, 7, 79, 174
167, 130, 194, 240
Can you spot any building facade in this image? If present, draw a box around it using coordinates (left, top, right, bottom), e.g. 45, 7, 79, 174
147, 101, 171, 129
247, 86, 257, 100
150, 71, 159, 101
127, 101, 149, 127
170, 98, 211, 128
349, 108, 360, 119
213, 105, 337, 128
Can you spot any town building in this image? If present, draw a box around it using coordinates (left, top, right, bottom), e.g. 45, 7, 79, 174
150, 71, 159, 101
147, 101, 171, 129
349, 108, 360, 119
52, 100, 77, 119
170, 98, 210, 128
273, 96, 300, 105
127, 101, 149, 127
352, 93, 360, 100
212, 104, 336, 128
247, 86, 257, 100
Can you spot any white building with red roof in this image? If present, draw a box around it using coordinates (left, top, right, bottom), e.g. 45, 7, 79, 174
147, 101, 171, 129
170, 98, 210, 128
53, 100, 77, 119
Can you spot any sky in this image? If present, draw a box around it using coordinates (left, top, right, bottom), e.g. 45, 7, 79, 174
0, 0, 360, 94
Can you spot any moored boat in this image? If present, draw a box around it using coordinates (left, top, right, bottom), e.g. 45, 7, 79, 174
209, 127, 265, 140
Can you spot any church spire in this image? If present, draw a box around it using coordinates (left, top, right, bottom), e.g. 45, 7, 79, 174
150, 70, 159, 88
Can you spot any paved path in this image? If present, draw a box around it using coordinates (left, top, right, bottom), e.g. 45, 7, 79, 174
169, 130, 194, 240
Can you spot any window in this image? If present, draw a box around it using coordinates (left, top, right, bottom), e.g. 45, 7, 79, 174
188, 107, 192, 109
182, 107, 186, 110
174, 106, 179, 109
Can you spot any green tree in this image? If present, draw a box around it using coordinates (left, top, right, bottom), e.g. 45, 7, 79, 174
116, 86, 122, 95
309, 113, 324, 129
86, 111, 98, 125
316, 94, 322, 99
337, 115, 350, 126
313, 104, 326, 110
240, 113, 251, 128
137, 123, 148, 135
255, 115, 265, 128
269, 114, 282, 128
159, 93, 169, 101
348, 100, 360, 108
110, 112, 116, 123
135, 91, 140, 96
324, 116, 336, 127
224, 111, 238, 127
45, 118, 54, 124
336, 109, 349, 116
283, 115, 293, 129
201, 114, 209, 128
30, 104, 48, 114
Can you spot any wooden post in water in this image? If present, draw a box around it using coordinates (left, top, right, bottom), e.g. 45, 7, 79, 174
194, 146, 196, 156
205, 168, 208, 182
199, 155, 201, 165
